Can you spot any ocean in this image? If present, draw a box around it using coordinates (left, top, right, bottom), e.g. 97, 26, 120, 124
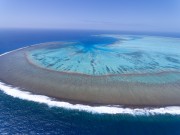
0, 29, 180, 135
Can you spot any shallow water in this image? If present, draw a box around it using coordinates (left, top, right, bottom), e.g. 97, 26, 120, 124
29, 35, 180, 77
1, 29, 180, 134
1, 46, 180, 105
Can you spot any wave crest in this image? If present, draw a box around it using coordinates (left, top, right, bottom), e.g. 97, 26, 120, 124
1, 81, 180, 115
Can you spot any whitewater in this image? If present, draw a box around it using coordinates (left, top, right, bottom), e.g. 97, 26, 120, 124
1, 81, 180, 115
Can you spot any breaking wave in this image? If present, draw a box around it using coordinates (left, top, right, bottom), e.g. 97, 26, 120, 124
1, 81, 180, 115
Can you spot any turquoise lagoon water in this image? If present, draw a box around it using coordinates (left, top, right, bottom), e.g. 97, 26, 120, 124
29, 34, 180, 84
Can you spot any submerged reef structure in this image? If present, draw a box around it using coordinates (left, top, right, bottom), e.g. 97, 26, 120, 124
0, 34, 180, 106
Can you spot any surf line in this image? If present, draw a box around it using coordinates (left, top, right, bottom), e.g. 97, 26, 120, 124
1, 81, 180, 115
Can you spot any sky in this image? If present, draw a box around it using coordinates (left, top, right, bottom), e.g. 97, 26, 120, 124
0, 0, 180, 32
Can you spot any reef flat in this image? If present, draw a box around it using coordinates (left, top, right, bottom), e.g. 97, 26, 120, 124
0, 35, 180, 106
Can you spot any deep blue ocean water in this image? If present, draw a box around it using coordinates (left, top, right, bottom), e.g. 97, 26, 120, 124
1, 29, 180, 135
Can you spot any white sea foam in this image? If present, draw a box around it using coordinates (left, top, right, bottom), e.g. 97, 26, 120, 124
1, 81, 180, 115
0, 46, 29, 57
